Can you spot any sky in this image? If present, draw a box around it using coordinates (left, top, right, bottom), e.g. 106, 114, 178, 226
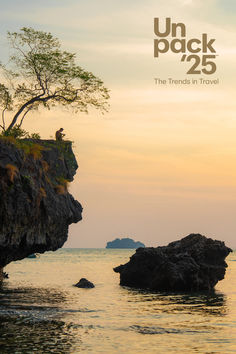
0, 0, 236, 248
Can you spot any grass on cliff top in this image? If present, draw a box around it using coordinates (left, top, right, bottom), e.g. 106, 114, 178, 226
0, 135, 45, 159
0, 126, 73, 160
0, 135, 76, 175
0, 127, 77, 188
0, 128, 76, 194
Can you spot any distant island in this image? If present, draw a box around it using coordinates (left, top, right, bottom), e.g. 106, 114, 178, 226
106, 238, 145, 249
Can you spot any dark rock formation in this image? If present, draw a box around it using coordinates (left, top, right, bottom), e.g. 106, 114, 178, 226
3, 271, 9, 279
106, 237, 145, 249
27, 253, 39, 259
74, 278, 95, 288
114, 234, 232, 291
0, 268, 4, 281
0, 139, 82, 267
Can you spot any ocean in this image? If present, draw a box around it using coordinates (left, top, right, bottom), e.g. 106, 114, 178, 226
0, 249, 235, 353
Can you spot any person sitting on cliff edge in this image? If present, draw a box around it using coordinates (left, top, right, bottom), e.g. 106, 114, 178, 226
55, 128, 65, 141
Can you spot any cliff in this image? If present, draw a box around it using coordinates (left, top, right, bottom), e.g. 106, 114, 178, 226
114, 234, 232, 291
106, 238, 145, 249
0, 138, 82, 270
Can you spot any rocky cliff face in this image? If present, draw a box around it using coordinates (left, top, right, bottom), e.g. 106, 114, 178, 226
0, 139, 82, 269
114, 234, 232, 291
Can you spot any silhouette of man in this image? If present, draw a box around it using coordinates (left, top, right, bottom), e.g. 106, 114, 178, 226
55, 128, 65, 141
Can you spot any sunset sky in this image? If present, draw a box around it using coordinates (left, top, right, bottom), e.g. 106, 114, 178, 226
0, 0, 236, 248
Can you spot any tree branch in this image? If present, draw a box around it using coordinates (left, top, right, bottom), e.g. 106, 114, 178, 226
18, 105, 33, 128
6, 92, 46, 132
2, 107, 6, 130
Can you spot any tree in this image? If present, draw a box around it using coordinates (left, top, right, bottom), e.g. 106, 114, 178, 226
0, 27, 109, 133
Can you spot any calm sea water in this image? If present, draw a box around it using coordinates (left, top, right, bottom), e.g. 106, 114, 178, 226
0, 249, 235, 353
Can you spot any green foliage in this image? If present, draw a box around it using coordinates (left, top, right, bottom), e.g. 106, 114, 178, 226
0, 27, 109, 132
5, 125, 28, 138
0, 83, 12, 111
1, 125, 41, 139
30, 132, 40, 139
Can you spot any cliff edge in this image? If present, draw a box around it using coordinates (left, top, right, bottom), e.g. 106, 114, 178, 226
0, 138, 82, 269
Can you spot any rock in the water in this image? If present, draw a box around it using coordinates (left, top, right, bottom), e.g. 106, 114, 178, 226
106, 237, 145, 249
74, 278, 95, 288
114, 234, 232, 291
